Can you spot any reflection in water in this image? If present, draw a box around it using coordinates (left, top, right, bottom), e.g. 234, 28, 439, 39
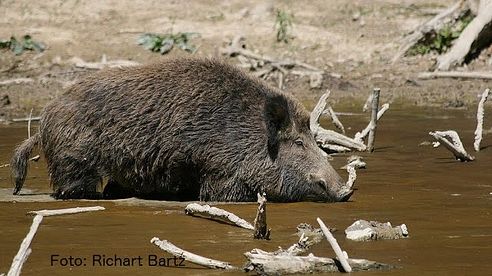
1, 106, 492, 275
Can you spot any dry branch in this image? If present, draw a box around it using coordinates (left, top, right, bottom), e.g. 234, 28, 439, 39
317, 218, 351, 273
28, 206, 105, 217
184, 203, 254, 230
323, 105, 345, 134
0, 155, 40, 169
310, 91, 331, 135
70, 55, 140, 70
367, 88, 381, 152
419, 71, 492, 79
392, 0, 467, 63
436, 1, 492, 70
317, 129, 367, 151
474, 88, 490, 151
253, 193, 270, 240
150, 238, 236, 269
12, 117, 41, 122
354, 103, 390, 143
429, 130, 475, 161
7, 215, 43, 276
319, 144, 351, 153
0, 78, 34, 86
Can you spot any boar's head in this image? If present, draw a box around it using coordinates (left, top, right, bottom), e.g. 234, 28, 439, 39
264, 94, 353, 202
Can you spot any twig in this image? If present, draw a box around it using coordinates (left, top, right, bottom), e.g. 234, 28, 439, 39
0, 78, 34, 86
323, 106, 345, 134
0, 155, 40, 169
184, 203, 254, 230
474, 88, 490, 151
150, 238, 236, 269
28, 206, 105, 217
367, 88, 381, 152
7, 215, 43, 276
12, 117, 41, 122
27, 109, 33, 139
317, 218, 352, 273
418, 71, 492, 80
354, 103, 390, 143
429, 130, 475, 161
253, 193, 271, 240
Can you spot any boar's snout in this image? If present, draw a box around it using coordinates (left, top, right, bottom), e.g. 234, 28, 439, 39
309, 169, 353, 202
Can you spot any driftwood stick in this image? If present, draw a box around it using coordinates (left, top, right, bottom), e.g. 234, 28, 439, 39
436, 1, 492, 70
0, 155, 40, 169
323, 105, 345, 134
429, 130, 475, 161
184, 203, 254, 230
367, 88, 381, 152
27, 109, 33, 139
150, 238, 236, 269
391, 0, 467, 63
345, 165, 357, 190
12, 117, 41, 122
317, 218, 352, 273
28, 206, 105, 217
418, 71, 492, 80
253, 193, 271, 240
319, 144, 351, 153
354, 103, 390, 143
8, 215, 43, 276
70, 56, 140, 70
310, 91, 331, 134
362, 93, 373, 112
317, 129, 367, 151
0, 78, 34, 86
474, 88, 490, 151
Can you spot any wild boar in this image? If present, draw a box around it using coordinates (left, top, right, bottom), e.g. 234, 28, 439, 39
11, 58, 353, 202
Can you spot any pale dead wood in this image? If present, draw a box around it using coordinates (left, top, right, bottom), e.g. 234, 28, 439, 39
184, 203, 254, 230
392, 0, 467, 63
474, 88, 490, 151
70, 56, 140, 70
367, 88, 381, 152
0, 155, 40, 169
354, 103, 390, 143
253, 193, 271, 240
345, 165, 357, 190
28, 206, 105, 217
345, 220, 409, 241
317, 129, 367, 151
436, 0, 492, 70
317, 218, 352, 273
419, 70, 492, 79
7, 215, 43, 276
341, 155, 367, 170
429, 130, 475, 161
12, 117, 41, 122
309, 90, 331, 135
27, 109, 33, 139
362, 93, 373, 112
323, 105, 345, 134
0, 78, 34, 86
150, 238, 236, 269
319, 143, 351, 153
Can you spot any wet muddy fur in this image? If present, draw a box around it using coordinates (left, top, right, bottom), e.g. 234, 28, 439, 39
11, 58, 351, 202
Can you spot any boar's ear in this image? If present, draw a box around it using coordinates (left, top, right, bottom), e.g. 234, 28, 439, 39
265, 95, 290, 160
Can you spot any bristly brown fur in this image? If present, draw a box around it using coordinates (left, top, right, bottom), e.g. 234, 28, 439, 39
12, 57, 348, 202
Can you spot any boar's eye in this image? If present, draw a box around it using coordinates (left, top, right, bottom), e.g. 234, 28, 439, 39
294, 139, 304, 147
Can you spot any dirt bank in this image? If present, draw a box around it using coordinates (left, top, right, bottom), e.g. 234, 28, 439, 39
0, 0, 491, 120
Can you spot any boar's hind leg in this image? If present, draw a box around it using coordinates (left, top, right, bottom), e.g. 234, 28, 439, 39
102, 179, 133, 199
51, 169, 103, 199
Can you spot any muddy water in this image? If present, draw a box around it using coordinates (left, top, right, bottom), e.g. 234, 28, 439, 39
1, 105, 492, 276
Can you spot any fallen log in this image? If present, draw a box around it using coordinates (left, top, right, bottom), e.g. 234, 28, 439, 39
253, 193, 270, 240
345, 220, 409, 241
418, 70, 492, 80
436, 0, 492, 70
184, 203, 254, 230
150, 238, 236, 269
474, 88, 490, 151
429, 130, 475, 161
392, 0, 468, 63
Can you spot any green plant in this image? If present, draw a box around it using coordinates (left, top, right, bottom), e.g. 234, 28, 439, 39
0, 35, 45, 55
408, 13, 473, 55
275, 9, 293, 43
137, 32, 199, 55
